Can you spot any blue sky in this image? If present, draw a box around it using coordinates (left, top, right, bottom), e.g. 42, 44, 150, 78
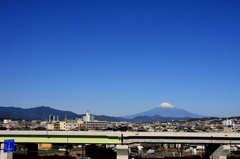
1, 0, 239, 117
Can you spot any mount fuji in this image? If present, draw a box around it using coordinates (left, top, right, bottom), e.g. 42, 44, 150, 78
123, 103, 205, 119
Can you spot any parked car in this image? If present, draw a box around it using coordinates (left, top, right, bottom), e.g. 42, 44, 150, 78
129, 151, 138, 159
59, 148, 67, 151
147, 149, 155, 155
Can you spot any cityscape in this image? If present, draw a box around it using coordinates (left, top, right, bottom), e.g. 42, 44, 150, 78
1, 0, 240, 159
1, 108, 240, 159
1, 108, 240, 133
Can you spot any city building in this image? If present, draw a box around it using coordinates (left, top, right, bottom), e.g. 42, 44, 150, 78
83, 111, 94, 122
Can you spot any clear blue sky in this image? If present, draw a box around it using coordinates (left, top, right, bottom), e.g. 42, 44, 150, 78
1, 0, 239, 117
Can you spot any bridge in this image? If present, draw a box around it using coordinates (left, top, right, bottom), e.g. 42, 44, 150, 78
122, 132, 240, 144
1, 131, 240, 159
0, 131, 122, 144
1, 131, 240, 144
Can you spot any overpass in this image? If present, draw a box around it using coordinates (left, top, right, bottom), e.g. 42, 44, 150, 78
0, 131, 122, 144
1, 131, 240, 159
122, 132, 240, 144
1, 131, 240, 144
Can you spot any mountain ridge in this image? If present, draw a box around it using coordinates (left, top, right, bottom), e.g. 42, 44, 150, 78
0, 105, 204, 122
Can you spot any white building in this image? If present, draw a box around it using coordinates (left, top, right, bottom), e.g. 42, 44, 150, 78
222, 119, 233, 127
83, 111, 94, 122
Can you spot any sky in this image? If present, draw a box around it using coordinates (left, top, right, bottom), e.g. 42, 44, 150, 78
0, 0, 239, 117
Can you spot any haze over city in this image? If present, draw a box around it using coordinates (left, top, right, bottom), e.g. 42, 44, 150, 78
1, 1, 239, 118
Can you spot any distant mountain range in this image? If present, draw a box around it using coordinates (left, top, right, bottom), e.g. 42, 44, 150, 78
123, 103, 205, 119
0, 104, 205, 122
0, 106, 78, 121
0, 106, 127, 121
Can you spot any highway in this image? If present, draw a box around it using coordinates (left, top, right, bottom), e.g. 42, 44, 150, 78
0, 131, 240, 144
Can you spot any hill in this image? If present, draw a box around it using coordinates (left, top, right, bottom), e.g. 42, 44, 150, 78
0, 106, 128, 122
0, 106, 77, 121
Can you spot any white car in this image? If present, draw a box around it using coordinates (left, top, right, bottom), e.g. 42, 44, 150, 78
59, 148, 67, 151
147, 149, 155, 155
